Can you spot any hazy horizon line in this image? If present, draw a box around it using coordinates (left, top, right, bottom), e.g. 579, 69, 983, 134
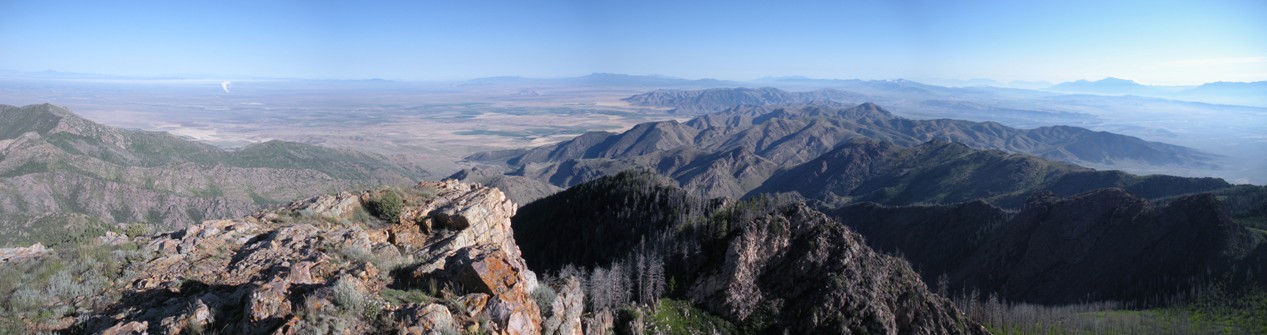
2, 68, 1264, 87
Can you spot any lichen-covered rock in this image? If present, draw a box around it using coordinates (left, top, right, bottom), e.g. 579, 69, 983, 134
395, 304, 456, 335
541, 276, 585, 335
75, 181, 541, 335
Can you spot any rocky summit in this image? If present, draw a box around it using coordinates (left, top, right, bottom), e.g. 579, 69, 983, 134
75, 180, 560, 334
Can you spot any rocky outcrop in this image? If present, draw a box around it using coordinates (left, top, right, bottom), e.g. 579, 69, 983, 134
0, 242, 47, 262
685, 204, 989, 334
76, 180, 540, 334
540, 276, 585, 335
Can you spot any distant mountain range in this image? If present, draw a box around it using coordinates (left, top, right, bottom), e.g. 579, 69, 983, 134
461, 73, 744, 88
0, 103, 424, 247
455, 73, 1267, 108
617, 86, 1267, 185
1049, 77, 1169, 94
622, 87, 867, 114
621, 85, 1113, 133
456, 101, 1219, 204
1048, 77, 1267, 107
8, 69, 1262, 107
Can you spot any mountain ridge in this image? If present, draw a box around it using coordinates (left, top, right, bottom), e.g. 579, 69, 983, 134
752, 138, 1231, 208
0, 103, 425, 247
458, 102, 1219, 203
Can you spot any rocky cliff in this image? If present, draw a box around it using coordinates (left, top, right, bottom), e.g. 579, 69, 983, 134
74, 180, 562, 334
685, 203, 989, 334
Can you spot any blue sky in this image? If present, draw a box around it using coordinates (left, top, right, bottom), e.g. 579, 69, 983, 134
1, 0, 1264, 84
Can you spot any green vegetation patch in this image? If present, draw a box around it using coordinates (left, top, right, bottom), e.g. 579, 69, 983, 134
0, 214, 113, 247
643, 298, 739, 335
0, 240, 152, 334
964, 284, 1267, 335
365, 189, 404, 222
0, 162, 50, 178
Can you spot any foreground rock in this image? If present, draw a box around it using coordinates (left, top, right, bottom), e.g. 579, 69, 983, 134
78, 180, 546, 334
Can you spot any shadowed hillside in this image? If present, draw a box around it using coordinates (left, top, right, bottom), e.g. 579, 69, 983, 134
831, 189, 1266, 305
753, 138, 1231, 208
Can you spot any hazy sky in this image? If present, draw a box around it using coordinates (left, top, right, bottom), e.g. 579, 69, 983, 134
1, 0, 1264, 85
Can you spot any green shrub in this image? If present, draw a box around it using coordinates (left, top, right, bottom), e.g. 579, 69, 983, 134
532, 285, 558, 312
124, 222, 152, 238
366, 189, 404, 222
647, 298, 740, 334
332, 278, 367, 314
9, 288, 44, 310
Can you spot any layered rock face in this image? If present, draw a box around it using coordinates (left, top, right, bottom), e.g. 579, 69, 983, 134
78, 181, 550, 334
685, 204, 989, 335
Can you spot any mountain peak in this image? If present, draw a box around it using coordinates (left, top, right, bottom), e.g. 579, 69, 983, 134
1, 103, 77, 118
1051, 77, 1147, 92
0, 103, 92, 140
855, 101, 884, 112
839, 102, 893, 119
1094, 77, 1142, 86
